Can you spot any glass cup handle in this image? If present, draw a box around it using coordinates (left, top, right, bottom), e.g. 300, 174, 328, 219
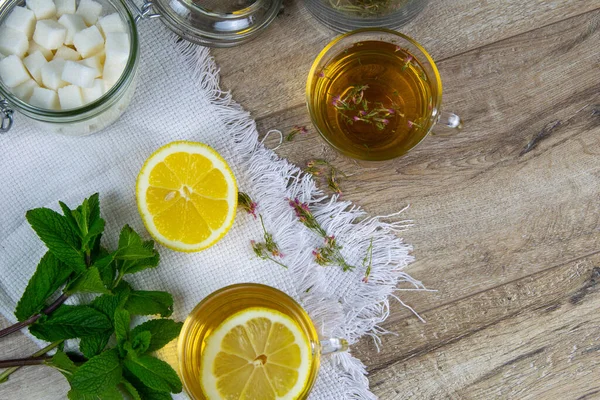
437, 110, 462, 130
0, 99, 14, 134
320, 338, 349, 356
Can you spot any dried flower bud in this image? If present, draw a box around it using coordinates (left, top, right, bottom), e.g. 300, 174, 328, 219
238, 192, 257, 219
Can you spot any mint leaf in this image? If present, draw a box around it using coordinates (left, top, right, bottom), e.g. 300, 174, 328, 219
124, 355, 182, 393
14, 252, 73, 321
26, 208, 86, 273
118, 225, 143, 248
71, 348, 122, 394
135, 387, 171, 400
131, 331, 151, 354
121, 379, 142, 400
64, 267, 109, 295
123, 372, 172, 400
68, 386, 122, 400
86, 193, 101, 227
90, 281, 131, 324
29, 305, 111, 341
114, 309, 130, 343
46, 349, 78, 379
125, 291, 173, 317
59, 194, 104, 254
115, 226, 155, 260
59, 201, 80, 239
82, 283, 132, 357
90, 236, 104, 261
93, 252, 116, 287
90, 284, 130, 318
130, 319, 182, 353
74, 194, 105, 252
80, 334, 111, 359
82, 218, 105, 251
119, 241, 160, 275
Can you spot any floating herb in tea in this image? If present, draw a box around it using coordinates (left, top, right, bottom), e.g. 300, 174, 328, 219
309, 41, 434, 160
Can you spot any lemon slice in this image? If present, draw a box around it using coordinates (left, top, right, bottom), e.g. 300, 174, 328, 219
136, 141, 237, 252
201, 307, 312, 400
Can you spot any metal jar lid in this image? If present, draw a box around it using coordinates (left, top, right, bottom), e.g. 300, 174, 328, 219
145, 0, 283, 47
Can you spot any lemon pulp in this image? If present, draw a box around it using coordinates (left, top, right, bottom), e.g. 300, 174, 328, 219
200, 307, 312, 400
136, 141, 237, 252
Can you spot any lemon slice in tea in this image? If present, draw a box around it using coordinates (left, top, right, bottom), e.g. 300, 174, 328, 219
136, 141, 237, 252
200, 307, 312, 400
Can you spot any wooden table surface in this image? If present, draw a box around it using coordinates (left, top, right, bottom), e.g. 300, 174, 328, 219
2, 0, 600, 399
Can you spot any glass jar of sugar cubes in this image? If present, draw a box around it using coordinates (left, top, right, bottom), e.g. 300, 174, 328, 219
0, 0, 282, 135
0, 0, 140, 135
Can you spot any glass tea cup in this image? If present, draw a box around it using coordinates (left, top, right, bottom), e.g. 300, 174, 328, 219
306, 28, 461, 162
178, 283, 348, 399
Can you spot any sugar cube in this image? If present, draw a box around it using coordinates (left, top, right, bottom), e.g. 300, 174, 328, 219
33, 20, 67, 50
73, 25, 104, 58
97, 13, 126, 36
23, 50, 48, 84
29, 87, 59, 110
104, 33, 129, 66
0, 55, 31, 88
11, 78, 39, 101
55, 46, 81, 61
81, 78, 105, 103
41, 58, 68, 90
79, 54, 102, 77
62, 60, 96, 88
76, 0, 103, 25
0, 28, 29, 58
58, 14, 87, 45
5, 7, 37, 39
55, 0, 76, 18
26, 0, 56, 20
58, 84, 84, 109
28, 40, 53, 60
102, 62, 125, 87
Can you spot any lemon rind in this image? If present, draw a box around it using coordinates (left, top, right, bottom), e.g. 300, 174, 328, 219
136, 141, 238, 253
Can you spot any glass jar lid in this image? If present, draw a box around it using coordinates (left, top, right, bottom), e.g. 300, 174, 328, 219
151, 0, 283, 47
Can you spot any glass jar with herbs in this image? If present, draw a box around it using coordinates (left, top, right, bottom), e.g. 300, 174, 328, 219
305, 0, 428, 32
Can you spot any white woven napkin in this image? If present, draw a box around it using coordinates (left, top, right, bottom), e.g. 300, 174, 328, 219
0, 21, 418, 399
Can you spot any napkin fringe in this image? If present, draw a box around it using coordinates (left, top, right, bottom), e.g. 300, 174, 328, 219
175, 37, 423, 400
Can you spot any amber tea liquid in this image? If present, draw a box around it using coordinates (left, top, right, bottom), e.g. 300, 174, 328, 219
310, 41, 434, 160
178, 284, 321, 399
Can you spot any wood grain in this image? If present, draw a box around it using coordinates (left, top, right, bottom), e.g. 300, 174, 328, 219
361, 254, 600, 399
256, 9, 600, 318
212, 0, 600, 119
1, 2, 600, 399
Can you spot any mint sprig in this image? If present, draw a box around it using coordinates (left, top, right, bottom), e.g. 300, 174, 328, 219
14, 252, 72, 321
0, 194, 184, 399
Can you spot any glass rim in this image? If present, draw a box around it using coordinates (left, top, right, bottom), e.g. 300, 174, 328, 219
305, 28, 444, 161
180, 283, 319, 337
306, 27, 443, 109
154, 0, 283, 46
0, 0, 139, 121
177, 282, 321, 398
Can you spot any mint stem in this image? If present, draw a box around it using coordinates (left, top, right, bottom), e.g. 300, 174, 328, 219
112, 271, 125, 290
0, 356, 50, 368
0, 341, 61, 383
0, 293, 68, 339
